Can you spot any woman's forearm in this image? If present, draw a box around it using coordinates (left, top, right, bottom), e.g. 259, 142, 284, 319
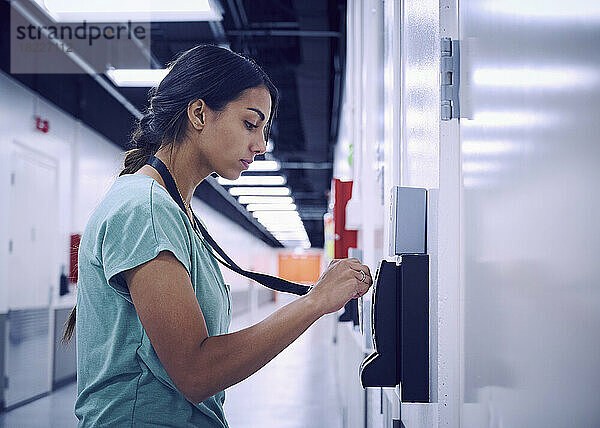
184, 293, 324, 403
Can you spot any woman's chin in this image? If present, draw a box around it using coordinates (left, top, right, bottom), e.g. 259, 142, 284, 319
219, 171, 242, 181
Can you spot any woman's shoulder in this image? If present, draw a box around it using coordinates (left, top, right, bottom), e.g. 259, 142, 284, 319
81, 174, 192, 254
109, 174, 180, 211
85, 174, 182, 232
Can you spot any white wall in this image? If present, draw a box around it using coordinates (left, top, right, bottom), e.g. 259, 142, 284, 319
0, 71, 76, 313
337, 0, 600, 427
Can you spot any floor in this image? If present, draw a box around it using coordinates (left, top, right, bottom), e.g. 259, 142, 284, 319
0, 295, 343, 428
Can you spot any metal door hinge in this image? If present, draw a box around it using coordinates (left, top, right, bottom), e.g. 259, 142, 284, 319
441, 37, 460, 120
4, 376, 8, 389
8, 240, 12, 254
10, 172, 15, 185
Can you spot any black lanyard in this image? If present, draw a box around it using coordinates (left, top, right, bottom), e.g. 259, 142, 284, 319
146, 156, 312, 296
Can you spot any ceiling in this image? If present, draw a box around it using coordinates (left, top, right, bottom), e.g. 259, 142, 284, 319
0, 0, 346, 248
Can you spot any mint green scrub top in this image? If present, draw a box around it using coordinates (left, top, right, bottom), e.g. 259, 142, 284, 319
75, 174, 232, 427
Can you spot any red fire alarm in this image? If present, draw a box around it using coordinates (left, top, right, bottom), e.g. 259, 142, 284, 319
35, 116, 49, 133
332, 179, 357, 258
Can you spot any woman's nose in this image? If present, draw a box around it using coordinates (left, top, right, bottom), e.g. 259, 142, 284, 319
252, 136, 267, 155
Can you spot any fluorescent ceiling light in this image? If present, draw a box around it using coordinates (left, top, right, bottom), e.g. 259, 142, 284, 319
246, 203, 296, 211
273, 234, 309, 240
254, 213, 301, 223
267, 227, 307, 234
218, 176, 286, 186
258, 221, 303, 229
106, 69, 168, 87
271, 227, 307, 234
229, 187, 290, 196
253, 210, 299, 218
259, 220, 306, 230
247, 160, 280, 171
255, 214, 302, 223
36, 0, 222, 22
279, 237, 310, 243
259, 219, 305, 227
238, 196, 294, 205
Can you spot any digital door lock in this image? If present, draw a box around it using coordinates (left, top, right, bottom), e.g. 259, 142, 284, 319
359, 187, 430, 403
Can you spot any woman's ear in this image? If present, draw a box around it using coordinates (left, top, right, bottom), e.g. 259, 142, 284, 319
187, 99, 206, 131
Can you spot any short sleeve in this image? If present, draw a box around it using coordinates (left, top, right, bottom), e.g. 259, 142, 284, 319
99, 182, 192, 303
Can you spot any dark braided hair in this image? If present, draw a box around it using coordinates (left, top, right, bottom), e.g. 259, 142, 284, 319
62, 44, 279, 344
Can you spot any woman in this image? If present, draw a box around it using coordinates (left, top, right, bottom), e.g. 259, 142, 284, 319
62, 44, 372, 427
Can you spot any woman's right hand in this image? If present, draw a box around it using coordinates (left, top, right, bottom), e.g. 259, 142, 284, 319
306, 258, 373, 316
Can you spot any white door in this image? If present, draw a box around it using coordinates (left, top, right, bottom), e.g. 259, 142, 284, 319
5, 142, 59, 408
8, 143, 59, 309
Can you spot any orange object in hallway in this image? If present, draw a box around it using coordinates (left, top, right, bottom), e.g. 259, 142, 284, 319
278, 253, 322, 284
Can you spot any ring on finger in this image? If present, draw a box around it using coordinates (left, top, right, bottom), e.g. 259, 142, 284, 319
359, 270, 366, 283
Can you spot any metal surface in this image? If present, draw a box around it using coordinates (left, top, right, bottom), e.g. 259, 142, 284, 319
389, 187, 427, 255
440, 38, 460, 121
4, 308, 50, 409
459, 1, 600, 426
0, 313, 5, 410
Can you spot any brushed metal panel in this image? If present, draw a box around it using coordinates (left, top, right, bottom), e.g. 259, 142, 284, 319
4, 308, 50, 409
0, 313, 5, 409
460, 1, 600, 426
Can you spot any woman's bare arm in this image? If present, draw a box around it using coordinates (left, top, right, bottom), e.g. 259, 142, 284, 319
123, 250, 371, 403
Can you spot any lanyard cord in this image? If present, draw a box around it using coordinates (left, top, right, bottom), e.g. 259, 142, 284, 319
146, 156, 313, 296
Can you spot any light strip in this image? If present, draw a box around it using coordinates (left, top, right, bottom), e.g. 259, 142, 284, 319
238, 196, 293, 205
229, 187, 290, 196
218, 176, 286, 186
272, 234, 309, 240
266, 227, 307, 234
247, 160, 281, 171
253, 210, 299, 218
272, 230, 307, 235
37, 0, 222, 22
255, 217, 301, 225
246, 203, 296, 211
261, 220, 305, 227
106, 69, 168, 87
258, 222, 304, 230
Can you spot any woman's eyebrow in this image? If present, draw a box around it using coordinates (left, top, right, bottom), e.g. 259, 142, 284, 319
247, 107, 265, 121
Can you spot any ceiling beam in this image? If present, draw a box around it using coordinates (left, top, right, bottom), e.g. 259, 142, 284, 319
227, 30, 341, 38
